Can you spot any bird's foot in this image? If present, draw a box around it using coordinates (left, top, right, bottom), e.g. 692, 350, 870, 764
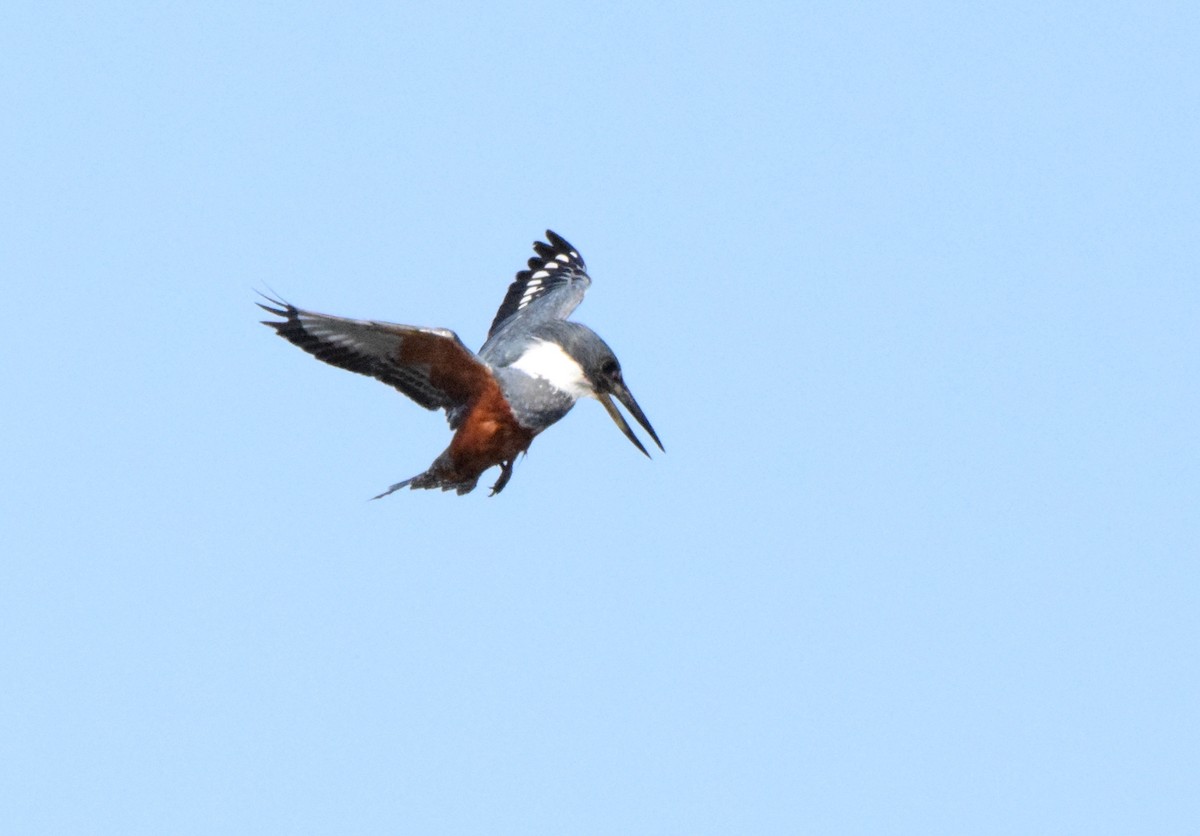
489, 460, 515, 497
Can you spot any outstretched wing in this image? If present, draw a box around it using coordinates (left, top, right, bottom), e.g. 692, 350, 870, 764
258, 295, 494, 422
486, 230, 592, 339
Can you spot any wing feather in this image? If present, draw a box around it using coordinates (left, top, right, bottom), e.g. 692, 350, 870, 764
258, 295, 493, 419
485, 230, 591, 339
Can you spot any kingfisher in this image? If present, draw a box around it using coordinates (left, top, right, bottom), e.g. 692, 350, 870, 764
259, 230, 663, 498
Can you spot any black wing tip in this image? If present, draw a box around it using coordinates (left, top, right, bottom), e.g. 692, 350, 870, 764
515, 230, 586, 290
539, 229, 577, 257
256, 302, 287, 318
544, 229, 572, 250
529, 230, 583, 272
254, 290, 297, 321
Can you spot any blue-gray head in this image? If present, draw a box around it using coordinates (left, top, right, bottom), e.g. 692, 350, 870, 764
508, 320, 664, 457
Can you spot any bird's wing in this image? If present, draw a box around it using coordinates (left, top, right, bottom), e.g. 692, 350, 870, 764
486, 230, 592, 339
258, 296, 494, 421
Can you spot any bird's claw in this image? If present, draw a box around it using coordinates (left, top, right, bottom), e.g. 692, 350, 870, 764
489, 460, 515, 496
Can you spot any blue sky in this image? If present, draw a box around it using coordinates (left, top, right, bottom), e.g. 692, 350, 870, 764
2, 1, 1197, 832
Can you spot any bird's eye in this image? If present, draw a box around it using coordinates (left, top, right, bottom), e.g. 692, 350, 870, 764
601, 359, 620, 377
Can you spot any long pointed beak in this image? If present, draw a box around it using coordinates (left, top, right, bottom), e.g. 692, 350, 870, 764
597, 382, 664, 458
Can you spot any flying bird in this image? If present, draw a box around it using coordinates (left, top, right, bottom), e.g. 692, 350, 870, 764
258, 230, 663, 497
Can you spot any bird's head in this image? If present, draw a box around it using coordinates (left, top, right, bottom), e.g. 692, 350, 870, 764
510, 321, 664, 457
568, 329, 664, 458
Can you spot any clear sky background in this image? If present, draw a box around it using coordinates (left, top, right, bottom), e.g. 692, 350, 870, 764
2, 2, 1197, 833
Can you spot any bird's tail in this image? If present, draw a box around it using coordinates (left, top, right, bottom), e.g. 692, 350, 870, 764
370, 451, 481, 499
370, 477, 417, 500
